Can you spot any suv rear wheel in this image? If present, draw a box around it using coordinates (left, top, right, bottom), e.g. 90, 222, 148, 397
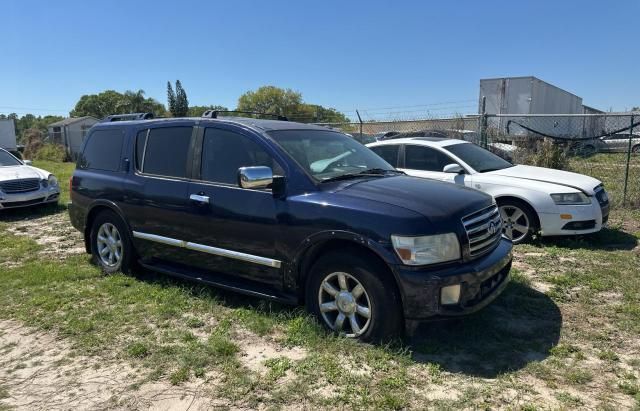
306, 251, 403, 341
90, 211, 134, 274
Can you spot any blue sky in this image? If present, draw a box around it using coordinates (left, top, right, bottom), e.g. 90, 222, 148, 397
1, 0, 638, 120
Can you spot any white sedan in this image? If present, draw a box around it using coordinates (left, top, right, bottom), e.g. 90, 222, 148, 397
0, 148, 60, 210
367, 137, 609, 244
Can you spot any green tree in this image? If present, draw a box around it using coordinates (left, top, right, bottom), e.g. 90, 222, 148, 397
237, 86, 302, 117
167, 82, 176, 115
237, 86, 349, 123
71, 90, 165, 118
632, 106, 639, 111
187, 105, 229, 117
174, 80, 189, 117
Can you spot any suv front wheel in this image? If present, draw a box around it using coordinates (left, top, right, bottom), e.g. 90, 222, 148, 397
306, 251, 403, 341
90, 211, 134, 274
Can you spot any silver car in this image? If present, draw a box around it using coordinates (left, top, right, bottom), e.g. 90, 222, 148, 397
0, 148, 60, 210
582, 133, 640, 154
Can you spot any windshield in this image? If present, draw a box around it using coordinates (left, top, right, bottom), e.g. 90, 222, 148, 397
446, 143, 513, 173
0, 150, 22, 167
268, 130, 395, 181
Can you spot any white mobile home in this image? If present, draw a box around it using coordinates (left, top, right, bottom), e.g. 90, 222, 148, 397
47, 116, 99, 158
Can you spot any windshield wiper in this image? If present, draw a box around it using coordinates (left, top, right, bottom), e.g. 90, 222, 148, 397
358, 168, 405, 175
320, 168, 404, 183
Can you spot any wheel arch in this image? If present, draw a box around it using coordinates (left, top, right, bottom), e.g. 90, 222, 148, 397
494, 195, 541, 230
83, 201, 131, 253
293, 235, 404, 307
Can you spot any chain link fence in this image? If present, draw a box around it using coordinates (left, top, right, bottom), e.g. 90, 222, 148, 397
316, 112, 639, 209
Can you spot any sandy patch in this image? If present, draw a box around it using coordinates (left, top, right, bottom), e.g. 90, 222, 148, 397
6, 212, 85, 260
0, 320, 217, 410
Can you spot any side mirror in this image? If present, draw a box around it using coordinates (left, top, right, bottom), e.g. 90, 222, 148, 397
238, 166, 273, 189
23, 160, 33, 166
443, 163, 464, 174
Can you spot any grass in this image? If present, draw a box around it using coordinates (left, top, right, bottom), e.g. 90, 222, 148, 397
570, 152, 640, 207
0, 160, 639, 409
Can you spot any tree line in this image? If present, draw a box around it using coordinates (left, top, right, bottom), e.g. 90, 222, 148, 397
1, 83, 349, 144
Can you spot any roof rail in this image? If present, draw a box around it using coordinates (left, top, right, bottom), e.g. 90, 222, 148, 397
102, 113, 154, 122
202, 110, 288, 121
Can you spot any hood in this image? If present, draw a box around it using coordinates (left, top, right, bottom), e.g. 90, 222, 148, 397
485, 165, 601, 194
332, 175, 493, 223
0, 165, 48, 182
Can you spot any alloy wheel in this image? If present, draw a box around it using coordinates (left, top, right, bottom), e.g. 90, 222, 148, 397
318, 272, 372, 337
499, 205, 530, 243
96, 222, 123, 267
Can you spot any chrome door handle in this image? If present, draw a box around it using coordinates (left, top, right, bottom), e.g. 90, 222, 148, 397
189, 194, 210, 204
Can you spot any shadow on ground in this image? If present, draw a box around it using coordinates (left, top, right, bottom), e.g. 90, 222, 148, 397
532, 226, 638, 251
408, 281, 562, 378
0, 203, 66, 222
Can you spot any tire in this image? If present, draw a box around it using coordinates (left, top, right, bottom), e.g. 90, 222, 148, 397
306, 251, 403, 342
632, 145, 640, 154
497, 199, 538, 245
89, 210, 134, 275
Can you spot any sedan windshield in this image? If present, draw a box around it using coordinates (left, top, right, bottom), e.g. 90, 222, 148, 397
0, 150, 22, 167
446, 143, 514, 173
268, 130, 395, 181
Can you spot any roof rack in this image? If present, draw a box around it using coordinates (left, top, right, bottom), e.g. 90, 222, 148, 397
202, 110, 288, 121
102, 113, 154, 122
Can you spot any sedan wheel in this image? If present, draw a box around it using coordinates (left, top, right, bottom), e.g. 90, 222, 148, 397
500, 204, 531, 243
318, 271, 372, 338
96, 222, 123, 267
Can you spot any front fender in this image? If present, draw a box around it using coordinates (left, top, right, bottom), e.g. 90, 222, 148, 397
285, 230, 400, 290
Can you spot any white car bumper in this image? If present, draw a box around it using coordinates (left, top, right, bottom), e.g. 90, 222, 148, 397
0, 186, 60, 210
538, 199, 606, 236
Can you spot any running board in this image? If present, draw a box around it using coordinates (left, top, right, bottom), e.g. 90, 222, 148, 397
138, 260, 298, 305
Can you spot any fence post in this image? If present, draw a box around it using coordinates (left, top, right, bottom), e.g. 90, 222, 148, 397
622, 114, 635, 206
356, 110, 363, 141
479, 96, 487, 148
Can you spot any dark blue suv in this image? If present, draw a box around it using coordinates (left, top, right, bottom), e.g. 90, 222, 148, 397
69, 114, 512, 341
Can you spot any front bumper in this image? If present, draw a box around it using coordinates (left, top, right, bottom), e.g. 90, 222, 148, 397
538, 199, 608, 237
392, 238, 513, 320
0, 186, 60, 210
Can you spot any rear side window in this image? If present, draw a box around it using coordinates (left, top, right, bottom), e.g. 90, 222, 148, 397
135, 130, 148, 171
80, 129, 124, 171
142, 127, 192, 178
201, 128, 282, 185
370, 145, 400, 167
404, 145, 453, 172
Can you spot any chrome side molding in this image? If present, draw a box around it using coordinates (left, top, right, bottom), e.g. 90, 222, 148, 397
132, 231, 282, 268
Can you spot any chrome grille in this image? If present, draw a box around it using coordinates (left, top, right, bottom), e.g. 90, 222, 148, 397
462, 204, 502, 257
0, 178, 41, 194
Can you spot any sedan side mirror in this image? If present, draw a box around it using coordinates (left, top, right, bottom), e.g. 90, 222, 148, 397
238, 166, 273, 189
23, 160, 33, 166
443, 163, 464, 174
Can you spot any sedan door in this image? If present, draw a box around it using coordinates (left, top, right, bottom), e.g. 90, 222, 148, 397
399, 144, 470, 186
181, 126, 284, 288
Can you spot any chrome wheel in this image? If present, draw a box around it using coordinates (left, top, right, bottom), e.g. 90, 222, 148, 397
500, 204, 530, 243
96, 222, 123, 267
318, 272, 372, 338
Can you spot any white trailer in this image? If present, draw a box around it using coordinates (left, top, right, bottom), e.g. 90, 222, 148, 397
480, 76, 585, 138
0, 119, 17, 151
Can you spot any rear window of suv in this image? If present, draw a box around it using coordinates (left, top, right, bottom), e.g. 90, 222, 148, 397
139, 127, 192, 178
80, 129, 124, 171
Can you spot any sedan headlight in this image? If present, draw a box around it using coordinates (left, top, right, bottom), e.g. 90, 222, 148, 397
391, 233, 460, 266
550, 192, 590, 205
48, 175, 59, 187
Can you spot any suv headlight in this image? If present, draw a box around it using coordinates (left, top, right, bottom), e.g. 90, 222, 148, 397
48, 175, 58, 187
391, 233, 460, 266
550, 192, 590, 205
